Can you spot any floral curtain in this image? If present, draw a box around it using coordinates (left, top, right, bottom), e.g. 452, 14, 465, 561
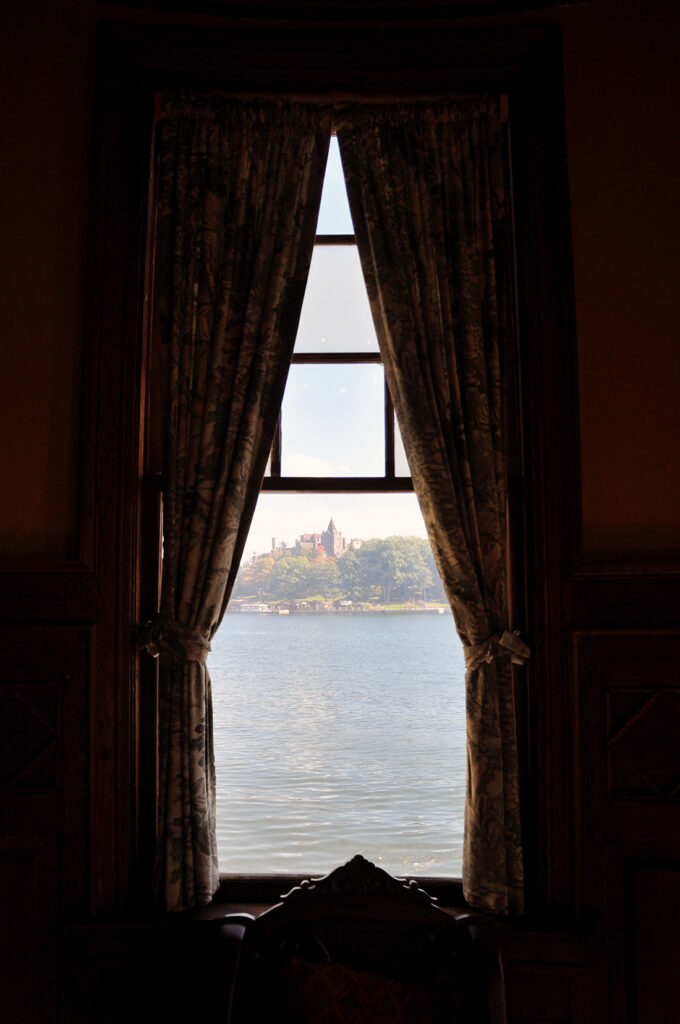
337, 99, 526, 915
148, 94, 331, 911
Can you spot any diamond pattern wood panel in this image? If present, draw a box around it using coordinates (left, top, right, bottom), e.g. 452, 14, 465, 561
0, 684, 59, 790
607, 690, 680, 799
0, 626, 89, 907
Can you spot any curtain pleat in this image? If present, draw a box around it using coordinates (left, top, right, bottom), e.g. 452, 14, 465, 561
151, 94, 331, 911
337, 99, 524, 915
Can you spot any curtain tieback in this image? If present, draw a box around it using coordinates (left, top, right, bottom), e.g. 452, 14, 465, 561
464, 630, 530, 672
138, 615, 211, 665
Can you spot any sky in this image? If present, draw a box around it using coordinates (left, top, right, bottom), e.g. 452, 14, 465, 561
242, 139, 430, 561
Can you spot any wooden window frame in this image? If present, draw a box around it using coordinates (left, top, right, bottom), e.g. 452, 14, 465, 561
85, 21, 579, 919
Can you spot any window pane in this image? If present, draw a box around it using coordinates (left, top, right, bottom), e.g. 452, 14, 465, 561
295, 247, 379, 354
212, 492, 464, 877
281, 364, 384, 477
316, 136, 354, 235
395, 412, 410, 477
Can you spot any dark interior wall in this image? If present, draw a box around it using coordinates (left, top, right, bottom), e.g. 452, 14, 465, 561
1, 3, 679, 1023
1, 0, 679, 563
561, 0, 680, 559
0, 0, 96, 560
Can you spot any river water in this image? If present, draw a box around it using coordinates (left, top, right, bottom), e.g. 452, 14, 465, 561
209, 611, 466, 878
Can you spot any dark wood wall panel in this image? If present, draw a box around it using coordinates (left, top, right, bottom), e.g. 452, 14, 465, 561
0, 835, 59, 1024
501, 925, 606, 1024
0, 622, 90, 1024
505, 964, 570, 1021
571, 630, 680, 1022
572, 631, 680, 846
631, 864, 680, 1024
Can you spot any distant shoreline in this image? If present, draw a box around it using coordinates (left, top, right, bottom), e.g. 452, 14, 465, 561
228, 605, 450, 615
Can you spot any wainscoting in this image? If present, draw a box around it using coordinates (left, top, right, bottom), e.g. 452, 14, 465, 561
0, 619, 90, 1023
572, 628, 680, 1024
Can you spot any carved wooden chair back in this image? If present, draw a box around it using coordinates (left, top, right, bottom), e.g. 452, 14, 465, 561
225, 855, 507, 1024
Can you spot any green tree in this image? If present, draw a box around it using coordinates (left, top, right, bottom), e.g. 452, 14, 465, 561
365, 538, 402, 603
231, 534, 448, 605
267, 553, 315, 600
339, 536, 446, 604
232, 552, 276, 600
338, 548, 368, 601
311, 559, 341, 599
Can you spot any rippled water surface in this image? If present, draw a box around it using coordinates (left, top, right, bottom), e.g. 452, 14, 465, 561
210, 612, 466, 877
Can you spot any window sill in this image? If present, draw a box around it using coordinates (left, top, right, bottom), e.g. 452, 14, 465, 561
215, 873, 465, 909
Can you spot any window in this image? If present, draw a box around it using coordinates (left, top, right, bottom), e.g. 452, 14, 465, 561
264, 138, 411, 492
87, 22, 578, 918
210, 137, 467, 880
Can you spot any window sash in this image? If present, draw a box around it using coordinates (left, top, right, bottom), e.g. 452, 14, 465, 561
266, 356, 411, 491
267, 229, 411, 490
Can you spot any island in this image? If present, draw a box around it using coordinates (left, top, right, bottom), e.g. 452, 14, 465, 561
229, 519, 449, 614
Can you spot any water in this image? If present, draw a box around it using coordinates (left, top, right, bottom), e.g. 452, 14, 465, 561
210, 611, 466, 878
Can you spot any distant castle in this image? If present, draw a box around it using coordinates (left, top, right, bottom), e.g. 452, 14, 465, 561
270, 518, 361, 561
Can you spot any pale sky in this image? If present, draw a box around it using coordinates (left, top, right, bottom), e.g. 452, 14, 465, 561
316, 136, 354, 235
243, 139, 429, 561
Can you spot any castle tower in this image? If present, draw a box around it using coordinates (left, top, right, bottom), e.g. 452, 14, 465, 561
322, 517, 344, 558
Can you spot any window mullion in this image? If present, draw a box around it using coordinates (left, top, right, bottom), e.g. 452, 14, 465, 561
315, 234, 356, 246
291, 352, 381, 365
260, 476, 413, 493
271, 415, 281, 478
385, 380, 395, 480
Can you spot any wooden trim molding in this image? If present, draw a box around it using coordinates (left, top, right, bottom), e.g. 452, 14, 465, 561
570, 556, 680, 580
0, 570, 98, 625
91, 0, 597, 16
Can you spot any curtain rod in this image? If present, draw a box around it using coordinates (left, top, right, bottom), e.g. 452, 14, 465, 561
154, 90, 508, 121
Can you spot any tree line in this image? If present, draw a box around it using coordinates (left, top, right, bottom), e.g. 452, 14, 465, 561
232, 535, 447, 606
